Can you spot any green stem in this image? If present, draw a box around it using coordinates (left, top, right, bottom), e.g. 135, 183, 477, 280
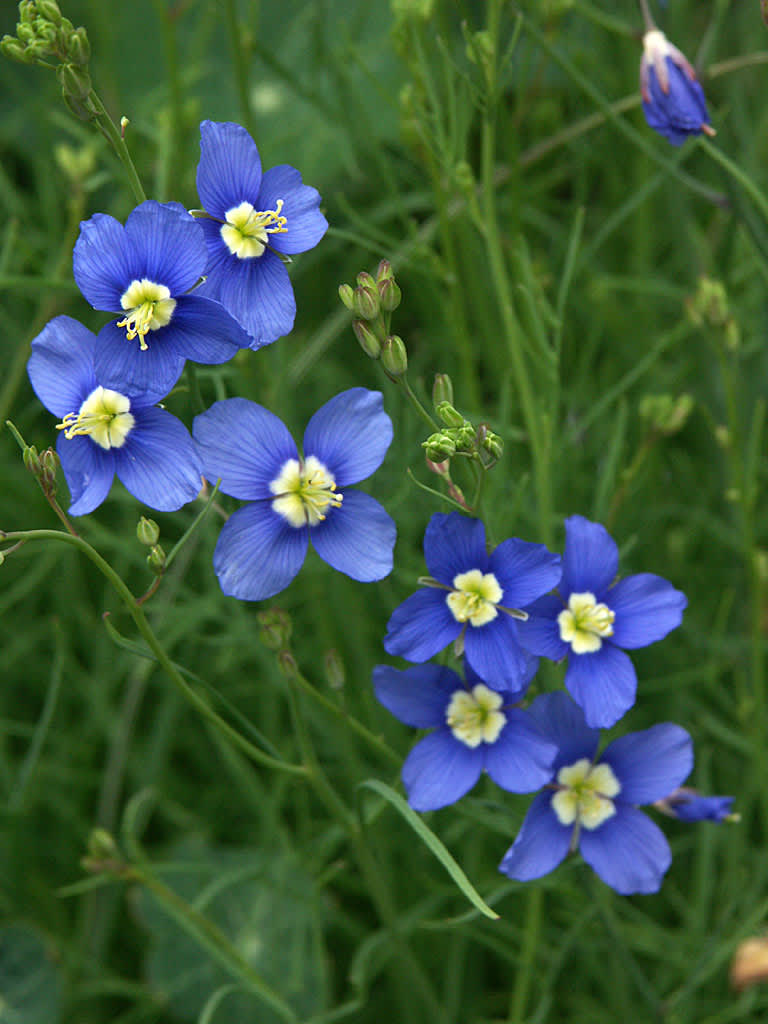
88, 90, 147, 204
698, 136, 768, 228
224, 0, 257, 137
508, 886, 542, 1022
400, 376, 439, 431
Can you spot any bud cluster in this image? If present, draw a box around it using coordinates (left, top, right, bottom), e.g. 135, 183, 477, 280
639, 393, 694, 437
2, 1, 93, 119
685, 276, 740, 351
24, 443, 58, 499
422, 381, 503, 467
339, 261, 407, 375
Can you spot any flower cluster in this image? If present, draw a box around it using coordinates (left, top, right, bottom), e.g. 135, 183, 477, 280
377, 510, 730, 894
27, 121, 394, 602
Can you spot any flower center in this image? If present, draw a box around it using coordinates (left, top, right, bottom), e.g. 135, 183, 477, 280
446, 569, 503, 627
220, 199, 287, 259
445, 684, 506, 748
116, 279, 176, 351
557, 591, 615, 654
270, 455, 343, 528
551, 758, 621, 831
56, 385, 135, 450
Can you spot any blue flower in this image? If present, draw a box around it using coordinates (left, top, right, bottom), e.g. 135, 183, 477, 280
192, 388, 395, 601
194, 120, 328, 347
383, 513, 561, 692
373, 659, 554, 811
498, 692, 693, 895
27, 316, 203, 515
640, 30, 714, 146
73, 200, 252, 396
518, 515, 687, 729
655, 787, 736, 823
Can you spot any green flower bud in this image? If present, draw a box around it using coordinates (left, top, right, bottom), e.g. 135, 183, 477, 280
324, 648, 345, 690
136, 516, 160, 546
356, 270, 377, 289
57, 61, 91, 102
40, 447, 58, 491
352, 319, 382, 359
19, 2, 36, 25
381, 335, 408, 377
432, 373, 454, 408
338, 282, 355, 311
453, 424, 476, 451
453, 160, 475, 192
87, 827, 119, 861
378, 276, 401, 313
63, 90, 96, 121
277, 649, 298, 678
354, 284, 380, 320
146, 544, 166, 575
639, 393, 694, 436
36, 0, 63, 25
436, 401, 464, 428
376, 259, 394, 283
23, 444, 41, 476
482, 431, 503, 460
0, 36, 32, 63
34, 18, 57, 44
423, 432, 456, 461
16, 22, 35, 43
256, 607, 292, 650
69, 25, 89, 65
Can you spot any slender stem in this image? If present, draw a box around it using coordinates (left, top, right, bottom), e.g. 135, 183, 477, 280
400, 376, 439, 430
698, 136, 768, 228
87, 90, 147, 204
224, 0, 257, 137
508, 887, 542, 1022
637, 0, 655, 32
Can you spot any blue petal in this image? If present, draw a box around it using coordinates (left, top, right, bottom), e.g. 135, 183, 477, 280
608, 573, 687, 649
197, 120, 263, 220
310, 490, 395, 582
517, 598, 569, 661
373, 663, 461, 728
57, 434, 115, 516
402, 729, 484, 811
167, 294, 252, 362
498, 792, 572, 882
383, 587, 459, 662
423, 512, 490, 585
600, 724, 693, 804
526, 692, 600, 769
73, 212, 137, 311
27, 316, 96, 417
124, 201, 207, 294
465, 648, 539, 701
491, 538, 561, 608
257, 164, 328, 255
561, 515, 619, 598
212, 503, 308, 601
579, 805, 671, 895
193, 398, 297, 500
114, 407, 202, 511
643, 60, 710, 146
664, 792, 734, 823
302, 388, 392, 486
463, 615, 530, 691
93, 321, 186, 397
564, 644, 637, 729
212, 249, 296, 348
484, 710, 557, 793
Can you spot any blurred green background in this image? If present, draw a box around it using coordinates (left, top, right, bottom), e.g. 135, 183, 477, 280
1, 0, 768, 1021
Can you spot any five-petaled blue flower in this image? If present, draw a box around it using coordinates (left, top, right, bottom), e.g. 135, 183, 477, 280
27, 316, 203, 516
640, 29, 714, 146
373, 658, 554, 811
656, 787, 736, 823
499, 692, 693, 895
518, 515, 687, 729
193, 388, 396, 601
73, 200, 251, 396
194, 120, 329, 347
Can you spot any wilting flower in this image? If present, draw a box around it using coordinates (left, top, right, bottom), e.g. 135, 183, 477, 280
194, 120, 328, 347
383, 512, 561, 692
519, 515, 687, 728
499, 693, 693, 895
640, 29, 714, 146
73, 200, 251, 395
27, 316, 202, 515
373, 658, 553, 811
193, 388, 395, 600
655, 787, 736, 823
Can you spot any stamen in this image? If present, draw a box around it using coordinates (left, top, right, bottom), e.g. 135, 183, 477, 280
446, 569, 503, 627
446, 684, 506, 748
221, 199, 288, 259
558, 591, 615, 654
116, 279, 176, 350
551, 758, 621, 831
56, 385, 135, 450
270, 455, 343, 528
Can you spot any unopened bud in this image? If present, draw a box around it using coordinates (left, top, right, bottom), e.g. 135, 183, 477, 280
453, 424, 476, 451
16, 22, 35, 44
57, 62, 91, 102
352, 319, 381, 359
354, 284, 380, 320
40, 447, 58, 491
376, 259, 394, 283
136, 517, 160, 546
277, 649, 298, 678
639, 393, 694, 436
146, 544, 166, 575
436, 401, 464, 428
338, 283, 355, 311
19, 3, 36, 25
0, 36, 32, 62
378, 277, 401, 313
432, 373, 454, 408
256, 608, 292, 650
324, 648, 345, 689
87, 827, 119, 861
423, 432, 456, 462
23, 445, 41, 476
69, 25, 90, 64
356, 271, 376, 290
381, 335, 408, 377
36, 0, 63, 25
482, 431, 503, 460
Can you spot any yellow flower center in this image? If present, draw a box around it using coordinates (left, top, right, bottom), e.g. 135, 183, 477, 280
550, 758, 621, 831
270, 455, 343, 528
220, 199, 287, 259
116, 279, 176, 351
557, 591, 615, 654
445, 684, 507, 748
56, 385, 135, 450
446, 569, 503, 627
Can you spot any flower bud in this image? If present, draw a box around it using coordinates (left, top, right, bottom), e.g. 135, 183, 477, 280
353, 284, 380, 320
640, 30, 714, 146
136, 517, 160, 546
482, 431, 503, 460
146, 544, 166, 575
256, 608, 292, 651
453, 424, 476, 451
432, 373, 454, 408
654, 787, 737, 823
277, 649, 299, 678
36, 0, 62, 25
69, 25, 90, 64
40, 447, 58, 492
57, 61, 91, 102
23, 444, 41, 476
378, 277, 401, 313
639, 393, 694, 436
381, 335, 408, 377
356, 270, 377, 290
16, 22, 35, 44
435, 401, 464, 428
423, 432, 456, 462
19, 2, 36, 25
338, 283, 355, 311
376, 259, 394, 283
0, 36, 32, 63
352, 319, 381, 359
324, 648, 345, 690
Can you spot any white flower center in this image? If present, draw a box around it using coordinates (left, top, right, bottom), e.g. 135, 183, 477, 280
116, 279, 176, 351
446, 569, 503, 627
557, 591, 615, 654
220, 199, 287, 259
551, 758, 621, 831
56, 385, 135, 450
445, 684, 506, 748
270, 455, 343, 528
